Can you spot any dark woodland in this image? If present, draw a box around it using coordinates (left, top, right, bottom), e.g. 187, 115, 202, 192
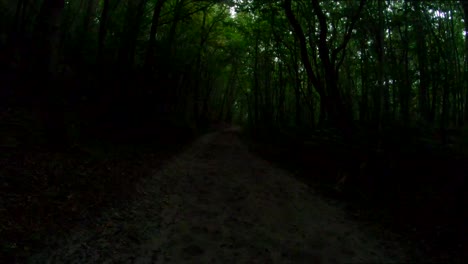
1, 0, 468, 262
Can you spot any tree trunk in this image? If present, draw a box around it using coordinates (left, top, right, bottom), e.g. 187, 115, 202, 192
305, 70, 315, 126
75, 0, 97, 64
461, 0, 468, 121
13, 0, 26, 35
284, 0, 325, 109
97, 0, 110, 64
144, 0, 167, 72
359, 37, 369, 122
375, 0, 385, 130
33, 0, 66, 147
292, 43, 302, 126
413, 1, 429, 123
118, 0, 148, 68
277, 62, 286, 125
253, 28, 260, 127
82, 0, 97, 33
167, 0, 185, 55
193, 9, 208, 126
34, 0, 64, 79
285, 0, 362, 131
8, 0, 29, 53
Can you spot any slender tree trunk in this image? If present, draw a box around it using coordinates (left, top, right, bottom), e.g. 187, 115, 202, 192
397, 20, 410, 126
460, 0, 468, 122
311, 0, 341, 124
430, 71, 439, 123
97, 0, 110, 64
144, 0, 167, 72
193, 9, 207, 126
375, 0, 385, 130
219, 66, 236, 122
284, 0, 325, 110
82, 0, 97, 33
129, 0, 148, 66
201, 73, 214, 125
359, 38, 368, 122
34, 0, 64, 79
33, 0, 66, 147
306, 74, 315, 127
441, 71, 449, 144
312, 0, 364, 129
284, 0, 330, 126
447, 8, 462, 126
13, 0, 26, 35
292, 43, 302, 126
167, 0, 185, 55
8, 0, 28, 55
286, 0, 362, 131
253, 28, 260, 127
412, 2, 429, 123
264, 54, 274, 127
387, 24, 398, 120
118, 0, 148, 68
75, 0, 97, 63
277, 62, 285, 125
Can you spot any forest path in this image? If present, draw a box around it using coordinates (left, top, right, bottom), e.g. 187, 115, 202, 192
30, 128, 412, 263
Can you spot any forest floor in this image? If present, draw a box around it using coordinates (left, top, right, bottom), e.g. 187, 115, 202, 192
28, 127, 420, 263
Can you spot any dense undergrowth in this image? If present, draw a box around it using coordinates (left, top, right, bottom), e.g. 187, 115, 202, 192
243, 124, 468, 263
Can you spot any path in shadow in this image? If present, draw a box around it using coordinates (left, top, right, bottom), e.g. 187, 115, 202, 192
30, 129, 415, 263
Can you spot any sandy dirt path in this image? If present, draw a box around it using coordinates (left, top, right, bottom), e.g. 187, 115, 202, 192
30, 128, 413, 263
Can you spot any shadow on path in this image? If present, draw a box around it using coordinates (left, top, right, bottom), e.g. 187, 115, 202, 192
30, 129, 414, 263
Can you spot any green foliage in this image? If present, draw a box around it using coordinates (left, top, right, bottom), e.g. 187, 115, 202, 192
1, 0, 468, 262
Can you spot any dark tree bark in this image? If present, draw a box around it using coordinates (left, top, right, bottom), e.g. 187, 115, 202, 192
284, 0, 323, 98
461, 0, 468, 121
284, 0, 365, 131
82, 0, 98, 33
73, 0, 98, 64
13, 0, 29, 36
397, 15, 411, 127
97, 0, 110, 64
218, 65, 237, 122
33, 0, 66, 147
372, 0, 388, 149
34, 0, 64, 78
359, 36, 369, 122
305, 70, 315, 127
387, 25, 398, 120
284, 0, 326, 127
277, 61, 286, 124
412, 2, 429, 122
253, 27, 260, 127
144, 0, 168, 72
292, 40, 302, 126
118, 0, 148, 68
167, 0, 186, 55
7, 0, 29, 63
311, 0, 365, 128
193, 9, 208, 126
129, 0, 148, 65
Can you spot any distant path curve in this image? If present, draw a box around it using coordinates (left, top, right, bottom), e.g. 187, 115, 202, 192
31, 129, 412, 263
